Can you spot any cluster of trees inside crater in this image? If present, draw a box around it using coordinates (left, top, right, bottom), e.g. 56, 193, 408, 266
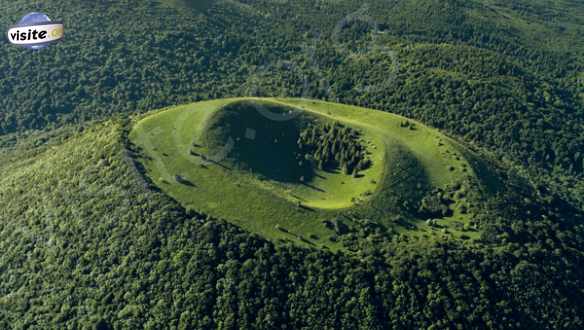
297, 122, 371, 176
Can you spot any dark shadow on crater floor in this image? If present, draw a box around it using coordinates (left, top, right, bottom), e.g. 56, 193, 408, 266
202, 100, 316, 183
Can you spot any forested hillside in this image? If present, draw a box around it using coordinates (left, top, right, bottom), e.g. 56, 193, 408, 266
1, 0, 582, 205
0, 121, 583, 328
1, 0, 584, 328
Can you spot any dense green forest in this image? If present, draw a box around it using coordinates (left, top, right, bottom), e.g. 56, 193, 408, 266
1, 0, 584, 328
1, 121, 584, 329
298, 122, 371, 176
1, 0, 582, 201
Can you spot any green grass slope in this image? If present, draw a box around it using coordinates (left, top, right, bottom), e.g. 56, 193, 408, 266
130, 98, 495, 249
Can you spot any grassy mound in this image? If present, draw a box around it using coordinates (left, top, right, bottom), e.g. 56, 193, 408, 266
130, 98, 498, 249
2, 119, 583, 329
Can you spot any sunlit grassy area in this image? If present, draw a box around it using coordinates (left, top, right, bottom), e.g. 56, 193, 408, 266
130, 98, 488, 249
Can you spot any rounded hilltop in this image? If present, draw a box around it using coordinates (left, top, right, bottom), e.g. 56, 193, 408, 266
129, 98, 500, 250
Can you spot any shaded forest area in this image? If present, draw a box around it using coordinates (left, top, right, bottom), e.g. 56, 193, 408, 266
298, 122, 371, 176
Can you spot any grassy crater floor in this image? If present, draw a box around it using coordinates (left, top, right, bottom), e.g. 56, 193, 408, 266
130, 98, 496, 250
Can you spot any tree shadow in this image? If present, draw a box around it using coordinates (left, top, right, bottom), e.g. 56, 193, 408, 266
301, 182, 325, 193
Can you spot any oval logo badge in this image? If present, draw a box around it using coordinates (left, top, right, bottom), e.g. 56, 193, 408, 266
7, 12, 64, 50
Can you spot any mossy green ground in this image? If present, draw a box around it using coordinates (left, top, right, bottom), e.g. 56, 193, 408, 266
130, 98, 488, 250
